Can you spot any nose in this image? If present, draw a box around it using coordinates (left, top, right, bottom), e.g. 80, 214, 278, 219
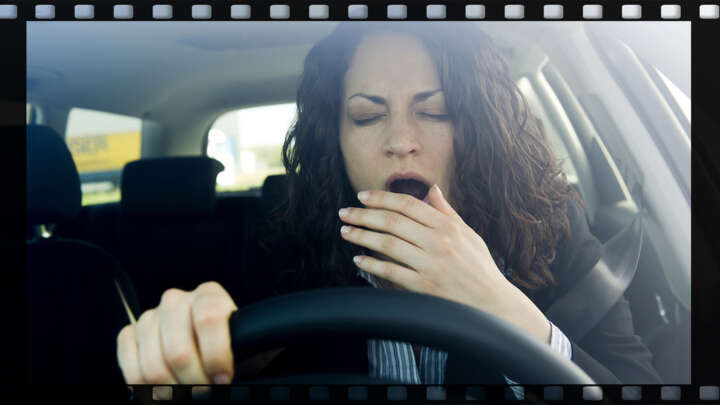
383, 116, 421, 158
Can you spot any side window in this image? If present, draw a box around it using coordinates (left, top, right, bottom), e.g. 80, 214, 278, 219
65, 108, 143, 205
207, 103, 296, 192
515, 77, 579, 184
652, 66, 690, 126
26, 102, 41, 125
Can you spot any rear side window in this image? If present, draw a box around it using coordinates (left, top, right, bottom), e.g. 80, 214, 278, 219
207, 103, 296, 192
65, 108, 142, 205
515, 77, 579, 184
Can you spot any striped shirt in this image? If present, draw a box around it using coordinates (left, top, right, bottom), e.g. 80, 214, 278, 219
357, 258, 572, 397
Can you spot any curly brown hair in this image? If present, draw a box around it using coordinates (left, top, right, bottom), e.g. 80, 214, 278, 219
262, 22, 581, 295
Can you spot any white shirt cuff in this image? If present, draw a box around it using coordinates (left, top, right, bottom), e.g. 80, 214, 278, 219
548, 321, 573, 360
503, 321, 572, 399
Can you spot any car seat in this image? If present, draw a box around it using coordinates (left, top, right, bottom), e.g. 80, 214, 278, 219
25, 124, 141, 397
117, 156, 226, 311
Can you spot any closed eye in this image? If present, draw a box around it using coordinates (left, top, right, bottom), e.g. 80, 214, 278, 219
418, 112, 450, 121
353, 115, 385, 126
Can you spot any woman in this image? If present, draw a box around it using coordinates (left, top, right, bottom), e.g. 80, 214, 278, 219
116, 22, 661, 387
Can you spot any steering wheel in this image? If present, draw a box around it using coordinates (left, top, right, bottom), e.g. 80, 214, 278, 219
229, 287, 595, 385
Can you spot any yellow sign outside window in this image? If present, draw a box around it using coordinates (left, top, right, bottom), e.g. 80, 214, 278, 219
66, 131, 141, 173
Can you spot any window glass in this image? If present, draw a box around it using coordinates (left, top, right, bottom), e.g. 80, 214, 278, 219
207, 103, 296, 192
654, 66, 690, 124
516, 77, 579, 184
65, 108, 142, 205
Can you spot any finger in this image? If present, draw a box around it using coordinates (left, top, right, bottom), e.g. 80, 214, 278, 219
192, 282, 238, 384
340, 225, 428, 272
117, 324, 144, 385
158, 289, 212, 384
353, 255, 424, 292
338, 207, 431, 249
426, 184, 462, 220
136, 309, 180, 384
357, 190, 445, 228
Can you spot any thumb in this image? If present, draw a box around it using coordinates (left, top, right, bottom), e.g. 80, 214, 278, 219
427, 184, 459, 218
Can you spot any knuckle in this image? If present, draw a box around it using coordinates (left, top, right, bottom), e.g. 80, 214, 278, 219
137, 309, 156, 327
165, 345, 195, 370
384, 212, 400, 229
117, 324, 136, 346
197, 281, 222, 294
401, 195, 415, 211
450, 222, 464, 237
380, 235, 396, 252
381, 262, 394, 279
160, 288, 185, 307
439, 237, 455, 255
192, 300, 227, 327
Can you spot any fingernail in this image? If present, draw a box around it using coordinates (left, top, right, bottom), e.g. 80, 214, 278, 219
357, 191, 369, 201
434, 184, 443, 196
353, 255, 363, 264
341, 225, 351, 234
338, 208, 349, 218
213, 373, 231, 384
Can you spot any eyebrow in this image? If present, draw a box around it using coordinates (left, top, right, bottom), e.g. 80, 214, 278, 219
347, 89, 443, 106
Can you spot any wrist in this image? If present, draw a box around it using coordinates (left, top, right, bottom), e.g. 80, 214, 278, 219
501, 282, 552, 344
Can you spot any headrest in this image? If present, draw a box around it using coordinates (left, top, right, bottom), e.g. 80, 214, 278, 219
26, 125, 82, 227
121, 157, 224, 218
262, 174, 287, 206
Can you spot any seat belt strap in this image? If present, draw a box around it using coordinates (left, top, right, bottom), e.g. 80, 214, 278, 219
546, 213, 643, 342
115, 279, 137, 324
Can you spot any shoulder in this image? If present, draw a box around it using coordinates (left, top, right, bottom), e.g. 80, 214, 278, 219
558, 198, 603, 269
535, 198, 604, 309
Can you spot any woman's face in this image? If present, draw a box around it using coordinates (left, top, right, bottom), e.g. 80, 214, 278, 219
340, 33, 455, 207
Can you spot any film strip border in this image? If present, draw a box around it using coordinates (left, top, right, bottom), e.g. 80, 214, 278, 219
129, 384, 720, 403
6, 1, 717, 403
0, 1, 719, 21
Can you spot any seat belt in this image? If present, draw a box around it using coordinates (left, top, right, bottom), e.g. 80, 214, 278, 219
115, 280, 137, 325
545, 212, 643, 342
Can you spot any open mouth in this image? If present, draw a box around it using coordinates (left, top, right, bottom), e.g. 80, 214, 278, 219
388, 178, 430, 201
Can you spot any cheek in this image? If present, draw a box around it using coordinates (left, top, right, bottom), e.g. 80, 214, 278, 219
341, 134, 383, 193
339, 131, 365, 191
444, 135, 456, 171
427, 127, 455, 171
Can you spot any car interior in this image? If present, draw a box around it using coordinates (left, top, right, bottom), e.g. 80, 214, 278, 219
24, 21, 690, 390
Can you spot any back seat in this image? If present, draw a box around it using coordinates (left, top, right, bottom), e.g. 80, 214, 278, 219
56, 160, 281, 312
25, 124, 140, 395
115, 157, 229, 310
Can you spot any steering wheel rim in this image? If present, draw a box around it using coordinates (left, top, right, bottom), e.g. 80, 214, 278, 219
230, 287, 595, 385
